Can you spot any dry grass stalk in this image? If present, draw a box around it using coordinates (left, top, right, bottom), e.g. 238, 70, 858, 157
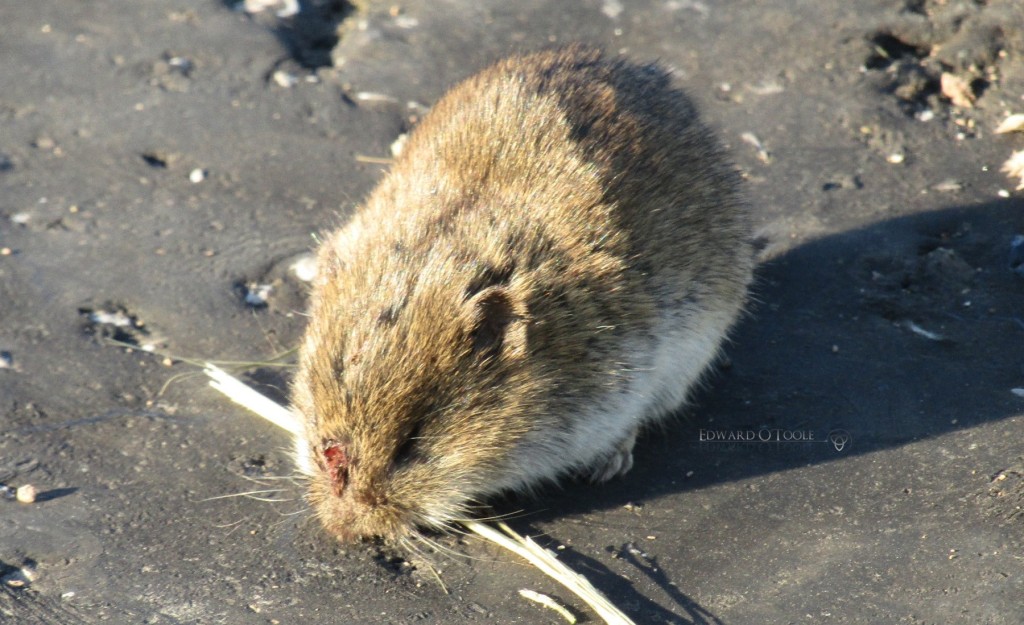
203, 363, 636, 625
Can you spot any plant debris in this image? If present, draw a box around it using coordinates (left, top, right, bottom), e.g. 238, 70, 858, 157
1001, 150, 1024, 190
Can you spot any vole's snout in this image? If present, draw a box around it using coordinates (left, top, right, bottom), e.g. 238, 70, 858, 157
310, 437, 412, 542
321, 440, 350, 497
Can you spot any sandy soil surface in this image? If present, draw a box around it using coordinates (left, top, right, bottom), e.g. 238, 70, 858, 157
2, 1, 1023, 623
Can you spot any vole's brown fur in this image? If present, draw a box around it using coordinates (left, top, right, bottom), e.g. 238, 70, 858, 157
292, 45, 752, 542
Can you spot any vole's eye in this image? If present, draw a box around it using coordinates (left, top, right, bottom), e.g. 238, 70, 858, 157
393, 422, 425, 467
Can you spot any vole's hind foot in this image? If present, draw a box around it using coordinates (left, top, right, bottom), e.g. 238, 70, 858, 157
590, 426, 639, 482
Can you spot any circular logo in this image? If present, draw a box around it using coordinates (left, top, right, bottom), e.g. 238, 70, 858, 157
827, 429, 852, 452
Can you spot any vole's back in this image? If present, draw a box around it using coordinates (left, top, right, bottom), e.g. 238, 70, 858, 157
295, 46, 751, 540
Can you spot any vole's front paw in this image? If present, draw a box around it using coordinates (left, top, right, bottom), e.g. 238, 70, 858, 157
590, 426, 639, 482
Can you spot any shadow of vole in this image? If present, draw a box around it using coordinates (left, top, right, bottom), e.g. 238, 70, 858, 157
527, 197, 1024, 516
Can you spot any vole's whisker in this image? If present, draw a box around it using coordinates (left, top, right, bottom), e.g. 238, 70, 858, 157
411, 533, 480, 563
199, 488, 289, 502
238, 473, 306, 484
276, 506, 313, 517
399, 535, 435, 566
456, 507, 528, 524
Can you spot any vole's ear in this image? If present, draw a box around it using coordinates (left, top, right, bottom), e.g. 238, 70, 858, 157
464, 286, 527, 359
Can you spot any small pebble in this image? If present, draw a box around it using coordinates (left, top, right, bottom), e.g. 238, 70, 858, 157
0, 351, 13, 369
1, 567, 35, 588
354, 91, 398, 104
189, 168, 206, 183
468, 602, 489, 615
242, 0, 299, 17
244, 283, 273, 307
601, 0, 624, 19
940, 72, 975, 108
272, 70, 298, 88
740, 132, 770, 163
746, 80, 785, 96
394, 15, 419, 28
16, 484, 37, 503
89, 310, 133, 327
887, 153, 905, 164
932, 180, 963, 193
168, 56, 192, 73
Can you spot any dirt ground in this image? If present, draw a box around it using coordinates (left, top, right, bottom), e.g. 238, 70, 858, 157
2, 1, 1023, 623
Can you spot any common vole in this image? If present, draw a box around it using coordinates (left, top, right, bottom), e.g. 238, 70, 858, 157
291, 46, 752, 542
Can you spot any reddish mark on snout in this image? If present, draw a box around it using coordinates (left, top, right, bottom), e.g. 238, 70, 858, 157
322, 441, 350, 497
